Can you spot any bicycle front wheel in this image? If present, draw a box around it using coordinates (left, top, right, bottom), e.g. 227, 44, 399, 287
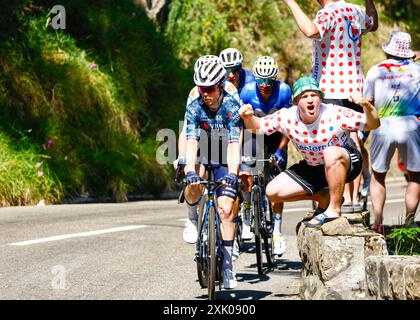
207, 205, 217, 300
196, 194, 209, 289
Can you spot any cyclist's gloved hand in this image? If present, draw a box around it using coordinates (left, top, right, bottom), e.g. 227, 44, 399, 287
185, 171, 201, 185
220, 173, 238, 186
273, 149, 286, 168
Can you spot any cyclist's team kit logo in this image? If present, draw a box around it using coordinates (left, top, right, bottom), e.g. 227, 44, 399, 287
378, 60, 410, 72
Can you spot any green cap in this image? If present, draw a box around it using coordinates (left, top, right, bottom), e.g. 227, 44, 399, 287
292, 76, 324, 103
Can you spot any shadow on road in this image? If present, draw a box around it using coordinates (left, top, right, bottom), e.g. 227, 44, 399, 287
196, 290, 272, 300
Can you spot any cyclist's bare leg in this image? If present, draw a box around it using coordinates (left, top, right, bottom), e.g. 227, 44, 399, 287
218, 196, 238, 241
323, 146, 350, 215
405, 171, 420, 219
370, 170, 386, 227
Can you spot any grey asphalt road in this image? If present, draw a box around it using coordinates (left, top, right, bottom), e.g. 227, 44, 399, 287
0, 177, 415, 300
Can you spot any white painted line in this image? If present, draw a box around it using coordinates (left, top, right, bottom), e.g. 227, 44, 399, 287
9, 225, 147, 246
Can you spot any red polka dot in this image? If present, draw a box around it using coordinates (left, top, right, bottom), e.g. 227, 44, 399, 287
357, 42, 361, 48
330, 53, 335, 58
330, 36, 335, 41
295, 121, 298, 126
339, 53, 344, 58
357, 70, 360, 75
339, 71, 344, 75
349, 88, 353, 92
340, 88, 345, 93
321, 88, 326, 92
348, 43, 352, 48
330, 71, 335, 76
321, 120, 325, 124
265, 122, 269, 127
338, 108, 342, 112
321, 43, 326, 49
277, 117, 281, 122
339, 36, 344, 40
304, 139, 308, 143
331, 63, 336, 68
349, 70, 353, 75
287, 119, 291, 124
312, 158, 317, 161
312, 130, 318, 134
322, 79, 326, 83
330, 44, 335, 50
342, 124, 347, 128
339, 63, 344, 67
267, 129, 273, 133
321, 129, 326, 133
337, 115, 341, 120
355, 122, 361, 126
348, 53, 353, 57
322, 70, 326, 75
331, 79, 335, 84
323, 138, 328, 142
322, 53, 327, 58
322, 62, 326, 66
357, 114, 362, 119
349, 79, 353, 84
338, 18, 342, 22
339, 26, 344, 32
296, 138, 300, 142
356, 51, 361, 57
309, 152, 314, 156
303, 131, 308, 135
295, 130, 299, 134
340, 80, 344, 84
313, 139, 318, 143
322, 26, 326, 31
348, 62, 353, 66
356, 61, 361, 66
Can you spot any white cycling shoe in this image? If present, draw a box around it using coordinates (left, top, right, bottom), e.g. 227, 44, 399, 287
273, 235, 286, 256
183, 219, 198, 244
241, 224, 254, 240
223, 269, 237, 289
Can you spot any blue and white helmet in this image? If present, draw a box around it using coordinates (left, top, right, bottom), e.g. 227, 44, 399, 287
194, 61, 226, 87
219, 48, 243, 68
194, 55, 221, 73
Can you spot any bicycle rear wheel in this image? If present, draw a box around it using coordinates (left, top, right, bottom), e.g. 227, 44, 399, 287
207, 205, 217, 300
253, 188, 273, 275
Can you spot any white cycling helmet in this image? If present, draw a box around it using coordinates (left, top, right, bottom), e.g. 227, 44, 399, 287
194, 55, 221, 72
219, 48, 243, 68
252, 56, 279, 79
194, 61, 226, 87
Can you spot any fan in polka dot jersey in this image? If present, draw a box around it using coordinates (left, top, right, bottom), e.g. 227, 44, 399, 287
282, 0, 379, 214
238, 76, 380, 227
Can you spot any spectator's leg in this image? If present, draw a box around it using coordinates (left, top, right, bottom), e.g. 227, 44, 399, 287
323, 146, 350, 215
370, 170, 387, 227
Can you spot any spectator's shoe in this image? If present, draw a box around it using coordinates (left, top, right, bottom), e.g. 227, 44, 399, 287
241, 223, 254, 240
232, 239, 240, 261
352, 203, 363, 213
183, 219, 198, 244
273, 235, 286, 256
341, 203, 354, 213
222, 269, 237, 289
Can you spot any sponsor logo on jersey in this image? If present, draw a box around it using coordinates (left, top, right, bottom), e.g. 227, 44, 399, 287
378, 60, 409, 72
348, 21, 361, 41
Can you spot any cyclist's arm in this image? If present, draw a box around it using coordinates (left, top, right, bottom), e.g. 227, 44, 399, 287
227, 141, 241, 175
178, 124, 187, 156
185, 138, 198, 173
283, 0, 319, 39
279, 135, 289, 150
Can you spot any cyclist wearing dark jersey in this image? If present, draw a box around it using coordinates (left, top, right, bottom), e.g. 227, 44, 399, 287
183, 60, 242, 290
219, 48, 254, 95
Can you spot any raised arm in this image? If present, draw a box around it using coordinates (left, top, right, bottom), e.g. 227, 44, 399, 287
282, 0, 320, 38
365, 0, 378, 32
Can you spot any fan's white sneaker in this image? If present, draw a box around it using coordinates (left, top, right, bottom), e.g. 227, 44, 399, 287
223, 269, 237, 289
273, 235, 286, 256
183, 219, 198, 244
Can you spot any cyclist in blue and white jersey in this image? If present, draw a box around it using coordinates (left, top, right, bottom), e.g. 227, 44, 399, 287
219, 48, 254, 95
182, 61, 242, 289
175, 56, 241, 246
239, 56, 292, 256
